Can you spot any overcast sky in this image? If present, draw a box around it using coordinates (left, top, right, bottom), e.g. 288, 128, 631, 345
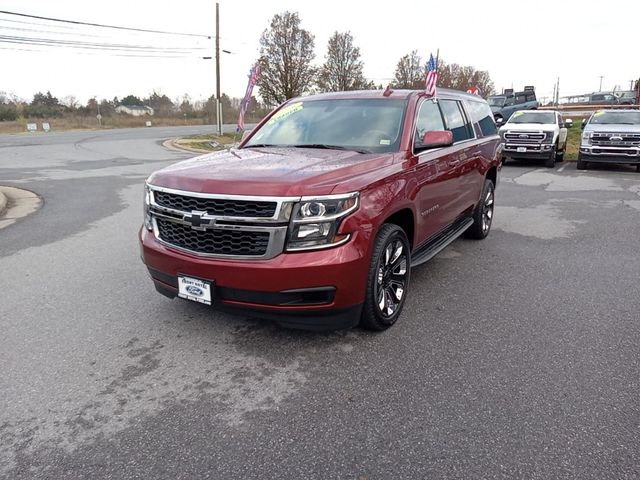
1, 0, 638, 105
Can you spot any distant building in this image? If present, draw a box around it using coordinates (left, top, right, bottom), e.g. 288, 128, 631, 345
115, 105, 154, 116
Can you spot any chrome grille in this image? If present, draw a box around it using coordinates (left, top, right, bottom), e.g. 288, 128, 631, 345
504, 130, 546, 144
147, 186, 296, 259
154, 191, 277, 218
590, 132, 640, 147
156, 219, 270, 256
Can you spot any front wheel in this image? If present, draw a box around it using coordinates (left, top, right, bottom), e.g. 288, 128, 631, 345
545, 147, 556, 168
577, 154, 588, 170
465, 178, 495, 240
359, 224, 411, 331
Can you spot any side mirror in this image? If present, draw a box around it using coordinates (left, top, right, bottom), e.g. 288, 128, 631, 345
564, 119, 574, 128
581, 119, 587, 130
420, 130, 454, 149
495, 117, 505, 127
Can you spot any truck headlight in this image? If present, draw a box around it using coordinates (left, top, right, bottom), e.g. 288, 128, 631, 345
581, 132, 592, 146
287, 193, 359, 251
143, 183, 153, 231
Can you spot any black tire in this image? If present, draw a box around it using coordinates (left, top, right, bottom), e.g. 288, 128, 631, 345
465, 178, 495, 240
577, 154, 588, 170
502, 156, 508, 166
555, 142, 565, 161
544, 147, 556, 168
359, 224, 411, 331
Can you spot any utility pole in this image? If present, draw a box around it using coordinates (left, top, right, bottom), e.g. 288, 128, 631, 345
598, 76, 604, 92
215, 2, 222, 135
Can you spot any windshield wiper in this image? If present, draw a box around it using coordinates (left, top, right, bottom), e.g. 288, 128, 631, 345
245, 143, 287, 148
291, 144, 372, 154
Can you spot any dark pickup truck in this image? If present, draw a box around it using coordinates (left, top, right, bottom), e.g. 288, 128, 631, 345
140, 89, 502, 331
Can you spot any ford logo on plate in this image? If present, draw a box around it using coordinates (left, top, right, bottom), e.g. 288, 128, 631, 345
186, 285, 204, 296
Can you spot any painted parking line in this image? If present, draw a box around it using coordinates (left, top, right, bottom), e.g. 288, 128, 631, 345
558, 163, 568, 172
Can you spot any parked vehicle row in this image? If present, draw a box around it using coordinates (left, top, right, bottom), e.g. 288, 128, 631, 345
140, 88, 502, 331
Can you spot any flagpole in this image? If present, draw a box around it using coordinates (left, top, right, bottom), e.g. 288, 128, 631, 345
435, 48, 439, 72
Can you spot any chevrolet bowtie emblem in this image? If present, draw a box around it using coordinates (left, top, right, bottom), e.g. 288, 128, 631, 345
184, 211, 215, 230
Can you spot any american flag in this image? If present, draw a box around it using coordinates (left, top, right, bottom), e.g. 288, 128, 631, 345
237, 64, 261, 132
425, 54, 438, 97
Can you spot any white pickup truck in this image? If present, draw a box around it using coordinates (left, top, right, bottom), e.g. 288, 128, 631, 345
498, 110, 572, 168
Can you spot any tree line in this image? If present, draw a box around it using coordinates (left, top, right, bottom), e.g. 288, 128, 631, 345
0, 90, 271, 124
257, 11, 496, 106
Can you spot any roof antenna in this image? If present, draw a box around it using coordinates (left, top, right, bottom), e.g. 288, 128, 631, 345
383, 84, 393, 97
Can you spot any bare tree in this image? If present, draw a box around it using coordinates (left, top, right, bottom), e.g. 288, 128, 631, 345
317, 31, 371, 92
257, 11, 316, 106
392, 50, 424, 89
437, 60, 495, 96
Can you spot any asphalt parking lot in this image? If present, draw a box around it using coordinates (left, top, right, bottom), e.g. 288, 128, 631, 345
1, 128, 639, 479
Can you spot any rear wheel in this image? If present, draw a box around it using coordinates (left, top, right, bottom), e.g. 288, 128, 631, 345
359, 224, 411, 331
465, 178, 495, 240
555, 142, 565, 161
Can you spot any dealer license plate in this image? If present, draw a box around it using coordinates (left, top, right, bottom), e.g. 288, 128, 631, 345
177, 276, 212, 305
517, 147, 527, 153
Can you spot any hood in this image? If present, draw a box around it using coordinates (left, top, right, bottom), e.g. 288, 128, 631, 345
584, 123, 640, 134
148, 147, 397, 197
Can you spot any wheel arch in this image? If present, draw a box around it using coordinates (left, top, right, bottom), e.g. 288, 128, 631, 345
382, 208, 415, 249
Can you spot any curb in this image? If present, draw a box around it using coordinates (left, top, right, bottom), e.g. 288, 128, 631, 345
162, 138, 211, 155
0, 190, 7, 217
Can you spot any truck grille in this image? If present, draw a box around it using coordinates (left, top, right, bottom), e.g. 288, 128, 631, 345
504, 131, 546, 144
590, 132, 640, 147
156, 219, 270, 256
154, 191, 277, 218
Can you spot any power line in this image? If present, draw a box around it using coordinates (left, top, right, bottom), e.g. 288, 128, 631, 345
0, 10, 212, 39
0, 45, 198, 59
0, 23, 108, 38
0, 34, 206, 52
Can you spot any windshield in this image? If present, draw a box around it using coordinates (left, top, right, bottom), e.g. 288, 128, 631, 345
488, 96, 505, 107
507, 111, 556, 124
589, 111, 640, 125
244, 98, 407, 153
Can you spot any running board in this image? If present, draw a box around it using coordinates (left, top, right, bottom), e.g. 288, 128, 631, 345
410, 217, 474, 267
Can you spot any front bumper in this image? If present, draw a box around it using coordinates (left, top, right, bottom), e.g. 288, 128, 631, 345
140, 227, 371, 330
579, 146, 640, 165
503, 142, 554, 160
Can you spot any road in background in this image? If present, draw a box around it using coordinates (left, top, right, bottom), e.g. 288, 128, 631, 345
1, 130, 640, 479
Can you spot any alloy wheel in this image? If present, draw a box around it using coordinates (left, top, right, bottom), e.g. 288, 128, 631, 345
481, 188, 494, 234
374, 239, 408, 318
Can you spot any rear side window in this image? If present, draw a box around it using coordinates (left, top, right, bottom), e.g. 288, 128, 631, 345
466, 100, 497, 137
439, 100, 474, 143
515, 94, 527, 104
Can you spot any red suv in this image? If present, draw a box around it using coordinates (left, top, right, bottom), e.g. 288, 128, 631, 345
140, 89, 501, 330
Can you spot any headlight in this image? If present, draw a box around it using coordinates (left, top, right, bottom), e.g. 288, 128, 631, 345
544, 131, 555, 143
581, 132, 592, 146
287, 193, 359, 251
143, 183, 153, 231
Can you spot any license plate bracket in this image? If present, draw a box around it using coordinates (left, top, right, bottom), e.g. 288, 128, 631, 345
177, 275, 213, 305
